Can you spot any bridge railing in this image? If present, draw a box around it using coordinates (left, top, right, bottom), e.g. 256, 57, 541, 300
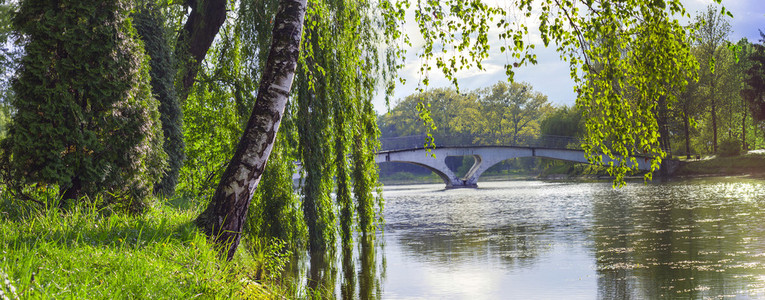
379, 134, 583, 151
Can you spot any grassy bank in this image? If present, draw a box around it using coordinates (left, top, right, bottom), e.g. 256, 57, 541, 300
674, 151, 765, 177
0, 194, 292, 299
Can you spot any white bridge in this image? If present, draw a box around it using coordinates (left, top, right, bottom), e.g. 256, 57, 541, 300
376, 135, 654, 188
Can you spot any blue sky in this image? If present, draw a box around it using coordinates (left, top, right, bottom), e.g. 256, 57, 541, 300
373, 0, 765, 113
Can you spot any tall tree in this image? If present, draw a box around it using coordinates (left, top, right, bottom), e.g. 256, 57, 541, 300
134, 4, 185, 197
674, 70, 703, 158
477, 81, 550, 145
743, 32, 765, 123
731, 38, 756, 150
540, 105, 584, 138
5, 0, 166, 208
195, 0, 307, 260
295, 0, 386, 250
694, 5, 731, 153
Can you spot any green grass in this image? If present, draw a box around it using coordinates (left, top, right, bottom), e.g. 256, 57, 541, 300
675, 152, 765, 177
0, 193, 289, 299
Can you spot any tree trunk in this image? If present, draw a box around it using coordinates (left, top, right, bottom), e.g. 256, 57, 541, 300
60, 176, 82, 204
684, 114, 691, 159
655, 95, 671, 155
711, 77, 718, 153
743, 110, 748, 151
175, 0, 228, 101
195, 0, 307, 261
712, 100, 717, 153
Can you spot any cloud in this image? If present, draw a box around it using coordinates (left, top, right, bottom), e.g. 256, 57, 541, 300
373, 0, 765, 113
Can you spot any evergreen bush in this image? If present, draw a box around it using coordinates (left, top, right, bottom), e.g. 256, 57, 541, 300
5, 0, 166, 211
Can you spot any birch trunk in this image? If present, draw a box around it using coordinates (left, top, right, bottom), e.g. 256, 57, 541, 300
195, 0, 307, 260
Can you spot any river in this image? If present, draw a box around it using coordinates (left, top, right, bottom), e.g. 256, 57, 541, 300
290, 177, 765, 299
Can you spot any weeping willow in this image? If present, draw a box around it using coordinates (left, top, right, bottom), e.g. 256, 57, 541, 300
295, 0, 388, 251
180, 0, 390, 251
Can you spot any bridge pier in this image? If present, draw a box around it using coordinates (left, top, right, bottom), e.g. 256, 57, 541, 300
446, 182, 478, 189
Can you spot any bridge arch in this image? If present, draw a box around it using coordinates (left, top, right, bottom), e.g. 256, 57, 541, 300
376, 146, 653, 188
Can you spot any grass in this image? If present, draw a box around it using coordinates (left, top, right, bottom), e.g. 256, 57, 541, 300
0, 192, 293, 299
674, 152, 765, 177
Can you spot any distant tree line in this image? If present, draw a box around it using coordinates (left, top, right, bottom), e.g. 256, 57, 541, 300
378, 81, 583, 143
377, 81, 585, 176
669, 6, 765, 158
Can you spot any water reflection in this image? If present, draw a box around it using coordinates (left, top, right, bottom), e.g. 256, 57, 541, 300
289, 179, 765, 299
395, 225, 547, 269
292, 235, 385, 299
341, 245, 355, 300
307, 248, 337, 295
358, 236, 382, 300
593, 179, 765, 299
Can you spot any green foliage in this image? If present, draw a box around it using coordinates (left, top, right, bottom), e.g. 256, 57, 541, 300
0, 95, 10, 140
575, 5, 698, 186
134, 4, 185, 197
244, 238, 292, 281
176, 0, 389, 252
378, 88, 468, 139
718, 137, 741, 157
175, 0, 310, 252
379, 82, 551, 145
540, 105, 584, 138
5, 0, 166, 209
352, 98, 383, 236
177, 21, 247, 199
246, 132, 306, 248
475, 81, 551, 145
0, 0, 17, 140
296, 0, 387, 250
692, 6, 733, 154
744, 33, 765, 121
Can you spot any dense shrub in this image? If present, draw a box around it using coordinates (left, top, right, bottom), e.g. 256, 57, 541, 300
718, 138, 742, 157
5, 0, 166, 210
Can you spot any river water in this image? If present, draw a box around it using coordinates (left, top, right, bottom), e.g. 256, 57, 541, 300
292, 177, 765, 299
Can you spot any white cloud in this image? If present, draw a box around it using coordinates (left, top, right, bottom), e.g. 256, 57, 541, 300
373, 0, 765, 113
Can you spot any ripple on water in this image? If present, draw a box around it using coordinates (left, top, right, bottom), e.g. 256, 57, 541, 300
377, 178, 765, 299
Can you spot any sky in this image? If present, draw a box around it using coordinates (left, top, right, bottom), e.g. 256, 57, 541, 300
373, 0, 765, 113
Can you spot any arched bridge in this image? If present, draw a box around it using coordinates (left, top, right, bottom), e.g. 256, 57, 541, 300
376, 135, 653, 188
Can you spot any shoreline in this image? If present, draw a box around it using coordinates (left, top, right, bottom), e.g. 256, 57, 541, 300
379, 152, 765, 186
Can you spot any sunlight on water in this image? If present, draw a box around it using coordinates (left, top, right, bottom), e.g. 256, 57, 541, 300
290, 178, 765, 299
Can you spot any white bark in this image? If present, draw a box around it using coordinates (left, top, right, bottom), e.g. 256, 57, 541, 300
196, 0, 307, 260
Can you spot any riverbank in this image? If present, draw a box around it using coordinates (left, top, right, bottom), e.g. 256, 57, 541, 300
0, 195, 289, 299
379, 171, 541, 186
673, 151, 765, 178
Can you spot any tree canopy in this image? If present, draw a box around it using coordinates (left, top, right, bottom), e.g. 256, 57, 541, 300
379, 82, 553, 146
